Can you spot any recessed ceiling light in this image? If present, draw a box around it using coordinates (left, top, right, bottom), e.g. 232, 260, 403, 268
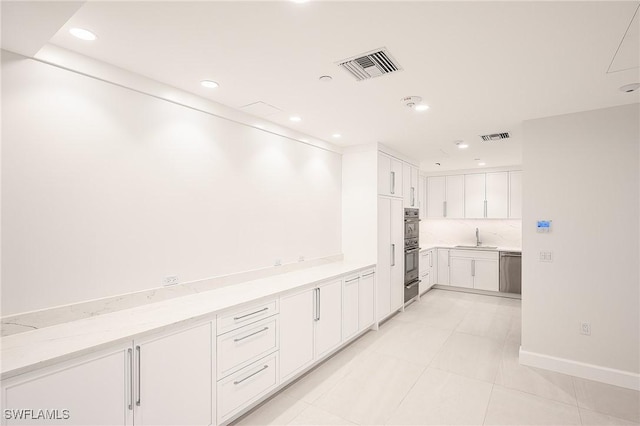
200, 80, 219, 89
455, 141, 469, 149
289, 116, 302, 122
478, 162, 486, 166
69, 28, 97, 41
619, 83, 640, 93
332, 134, 341, 138
415, 104, 429, 111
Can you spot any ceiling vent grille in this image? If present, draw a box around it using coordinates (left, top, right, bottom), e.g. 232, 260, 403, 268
480, 132, 511, 141
337, 47, 402, 81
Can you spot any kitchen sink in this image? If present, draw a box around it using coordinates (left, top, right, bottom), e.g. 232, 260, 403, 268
454, 245, 498, 249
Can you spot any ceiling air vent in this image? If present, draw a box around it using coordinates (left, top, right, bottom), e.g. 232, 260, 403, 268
480, 132, 511, 141
337, 47, 402, 81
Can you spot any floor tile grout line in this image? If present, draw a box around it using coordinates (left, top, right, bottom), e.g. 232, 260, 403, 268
482, 383, 495, 425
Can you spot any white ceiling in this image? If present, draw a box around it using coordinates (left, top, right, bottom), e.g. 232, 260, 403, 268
5, 1, 640, 171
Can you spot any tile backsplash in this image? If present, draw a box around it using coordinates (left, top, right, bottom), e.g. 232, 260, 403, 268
421, 219, 522, 248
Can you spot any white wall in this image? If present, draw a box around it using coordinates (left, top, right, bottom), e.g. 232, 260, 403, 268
521, 104, 639, 389
421, 219, 521, 249
1, 52, 342, 315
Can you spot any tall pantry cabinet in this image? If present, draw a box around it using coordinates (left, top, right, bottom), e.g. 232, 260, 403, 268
342, 145, 419, 324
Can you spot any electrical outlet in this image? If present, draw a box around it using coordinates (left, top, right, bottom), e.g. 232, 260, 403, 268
298, 256, 305, 262
539, 251, 553, 262
274, 259, 282, 266
163, 275, 179, 286
580, 322, 591, 336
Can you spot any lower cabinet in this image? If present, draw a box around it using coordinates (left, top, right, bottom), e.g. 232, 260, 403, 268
2, 345, 132, 426
279, 279, 342, 382
1, 321, 214, 426
343, 269, 376, 341
419, 249, 435, 294
448, 249, 499, 291
437, 248, 450, 285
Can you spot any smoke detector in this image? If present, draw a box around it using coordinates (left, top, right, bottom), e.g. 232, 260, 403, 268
401, 96, 422, 108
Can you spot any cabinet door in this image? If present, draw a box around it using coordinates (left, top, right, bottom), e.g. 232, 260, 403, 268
411, 167, 419, 208
509, 171, 522, 219
473, 259, 499, 292
427, 176, 445, 218
134, 322, 213, 426
419, 175, 428, 217
464, 173, 486, 218
419, 250, 429, 276
450, 258, 473, 288
342, 276, 359, 340
445, 175, 465, 218
2, 346, 131, 426
377, 197, 391, 320
403, 163, 412, 208
377, 153, 392, 196
358, 271, 375, 331
486, 172, 508, 218
390, 158, 404, 197
419, 271, 429, 295
315, 280, 343, 358
390, 198, 405, 311
280, 289, 315, 380
436, 249, 450, 285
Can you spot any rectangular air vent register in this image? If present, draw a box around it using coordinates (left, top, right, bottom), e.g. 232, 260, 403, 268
337, 47, 402, 81
480, 132, 511, 141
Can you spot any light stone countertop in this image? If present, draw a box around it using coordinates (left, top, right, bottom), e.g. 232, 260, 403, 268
420, 245, 522, 252
1, 260, 374, 380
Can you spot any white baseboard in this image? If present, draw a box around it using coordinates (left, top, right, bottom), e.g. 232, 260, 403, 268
519, 347, 640, 391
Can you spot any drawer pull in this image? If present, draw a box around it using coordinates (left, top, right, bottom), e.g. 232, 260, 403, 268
362, 272, 375, 278
233, 365, 269, 385
344, 277, 359, 284
233, 327, 269, 342
234, 307, 269, 321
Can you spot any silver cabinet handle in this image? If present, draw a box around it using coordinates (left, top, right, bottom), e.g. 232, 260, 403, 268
430, 253, 433, 267
411, 187, 415, 206
443, 201, 447, 217
128, 348, 134, 411
135, 345, 141, 407
234, 327, 269, 342
317, 288, 321, 321
484, 200, 488, 218
390, 171, 395, 195
472, 260, 475, 277
234, 307, 269, 321
362, 271, 375, 278
314, 288, 320, 321
391, 244, 396, 266
344, 277, 359, 284
233, 365, 269, 385
447, 250, 450, 267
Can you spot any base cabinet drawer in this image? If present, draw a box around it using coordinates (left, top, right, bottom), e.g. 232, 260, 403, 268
217, 317, 278, 378
217, 354, 279, 424
217, 300, 278, 335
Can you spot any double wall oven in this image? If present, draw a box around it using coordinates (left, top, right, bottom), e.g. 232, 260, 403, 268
404, 208, 420, 302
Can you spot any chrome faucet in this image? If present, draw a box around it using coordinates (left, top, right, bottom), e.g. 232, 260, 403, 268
475, 228, 482, 247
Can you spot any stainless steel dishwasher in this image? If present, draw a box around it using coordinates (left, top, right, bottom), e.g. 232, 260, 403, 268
499, 251, 521, 294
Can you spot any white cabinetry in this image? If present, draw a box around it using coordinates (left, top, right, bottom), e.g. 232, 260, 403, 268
464, 173, 486, 218
486, 172, 508, 218
2, 322, 215, 426
343, 269, 376, 342
378, 153, 403, 197
419, 249, 436, 294
2, 345, 132, 426
437, 248, 450, 285
419, 174, 427, 217
136, 323, 213, 426
509, 171, 522, 218
377, 197, 404, 320
279, 280, 342, 382
403, 163, 419, 208
426, 175, 464, 218
448, 249, 499, 291
358, 270, 375, 331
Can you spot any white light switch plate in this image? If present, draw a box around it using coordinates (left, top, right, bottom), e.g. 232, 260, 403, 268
539, 251, 553, 262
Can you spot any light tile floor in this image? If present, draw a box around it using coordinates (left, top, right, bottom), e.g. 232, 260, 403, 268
233, 289, 640, 426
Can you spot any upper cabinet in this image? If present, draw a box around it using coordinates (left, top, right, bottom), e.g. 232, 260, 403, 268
427, 169, 521, 219
426, 175, 464, 218
509, 171, 522, 218
403, 163, 419, 208
378, 152, 403, 198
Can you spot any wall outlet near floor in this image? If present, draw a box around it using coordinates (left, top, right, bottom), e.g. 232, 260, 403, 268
274, 259, 282, 266
539, 251, 553, 262
580, 322, 591, 336
163, 275, 179, 286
